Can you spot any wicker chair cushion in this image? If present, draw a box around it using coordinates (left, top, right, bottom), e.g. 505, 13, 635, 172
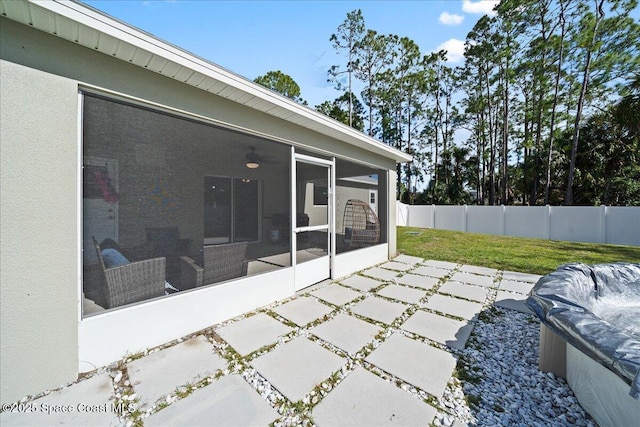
99, 238, 123, 253
101, 248, 129, 268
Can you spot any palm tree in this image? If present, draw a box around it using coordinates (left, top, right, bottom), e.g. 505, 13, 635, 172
614, 73, 640, 138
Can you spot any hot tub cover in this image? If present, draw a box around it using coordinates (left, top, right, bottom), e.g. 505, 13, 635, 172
526, 262, 640, 400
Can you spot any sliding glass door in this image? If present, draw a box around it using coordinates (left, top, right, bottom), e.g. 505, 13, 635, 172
204, 176, 260, 244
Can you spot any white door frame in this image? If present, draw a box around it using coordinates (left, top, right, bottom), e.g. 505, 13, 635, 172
292, 151, 335, 290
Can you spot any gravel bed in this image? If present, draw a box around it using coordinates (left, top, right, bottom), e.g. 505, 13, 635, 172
435, 307, 596, 427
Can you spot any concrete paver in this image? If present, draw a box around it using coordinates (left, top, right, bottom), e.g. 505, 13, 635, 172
499, 279, 535, 295
502, 270, 542, 283
350, 296, 408, 325
144, 374, 279, 426
412, 265, 452, 279
402, 310, 474, 350
217, 313, 293, 356
311, 284, 362, 306
377, 284, 425, 304
0, 373, 119, 427
439, 281, 490, 303
339, 275, 383, 292
450, 271, 496, 288
127, 336, 226, 408
380, 261, 413, 272
392, 254, 424, 265
459, 264, 499, 276
312, 367, 437, 426
273, 297, 333, 326
396, 273, 440, 290
361, 267, 400, 281
494, 291, 534, 314
311, 313, 381, 355
250, 337, 346, 402
5, 261, 536, 426
424, 294, 484, 320
365, 334, 457, 398
423, 260, 459, 270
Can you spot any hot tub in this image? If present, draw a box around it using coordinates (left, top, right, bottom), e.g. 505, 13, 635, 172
526, 262, 640, 427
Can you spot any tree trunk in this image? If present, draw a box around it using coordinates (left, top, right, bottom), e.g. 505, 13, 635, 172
544, 0, 566, 205
566, 0, 605, 205
502, 62, 509, 205
483, 65, 496, 205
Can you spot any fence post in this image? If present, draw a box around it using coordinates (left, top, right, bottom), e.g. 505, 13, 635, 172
546, 205, 551, 240
431, 204, 436, 229
600, 205, 607, 244
406, 203, 410, 227
463, 205, 468, 232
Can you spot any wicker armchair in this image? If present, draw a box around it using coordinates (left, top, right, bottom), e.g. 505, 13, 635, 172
93, 237, 166, 309
180, 242, 248, 289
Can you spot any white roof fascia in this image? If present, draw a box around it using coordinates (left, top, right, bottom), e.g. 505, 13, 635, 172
5, 0, 412, 164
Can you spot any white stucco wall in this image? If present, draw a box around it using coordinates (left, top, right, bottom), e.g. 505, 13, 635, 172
0, 59, 80, 403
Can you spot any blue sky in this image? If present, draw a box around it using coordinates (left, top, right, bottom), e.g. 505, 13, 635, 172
83, 0, 499, 107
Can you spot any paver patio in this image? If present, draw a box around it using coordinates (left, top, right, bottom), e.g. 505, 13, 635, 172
250, 337, 346, 402
3, 258, 547, 427
339, 274, 383, 292
401, 310, 474, 350
310, 284, 362, 306
392, 254, 424, 265
459, 264, 499, 276
412, 265, 453, 278
216, 312, 293, 356
312, 367, 437, 426
361, 266, 400, 281
376, 284, 425, 304
423, 260, 458, 270
127, 336, 226, 408
424, 294, 484, 320
494, 290, 534, 314
450, 271, 496, 287
272, 296, 333, 326
365, 333, 457, 398
379, 261, 413, 272
310, 313, 381, 355
502, 270, 542, 283
499, 278, 536, 294
0, 373, 119, 427
144, 374, 279, 426
439, 281, 490, 303
396, 273, 440, 290
350, 296, 408, 325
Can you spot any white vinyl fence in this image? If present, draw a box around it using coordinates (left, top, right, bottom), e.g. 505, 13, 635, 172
396, 203, 640, 246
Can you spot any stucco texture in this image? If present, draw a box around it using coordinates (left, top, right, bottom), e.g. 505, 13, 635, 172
0, 59, 80, 403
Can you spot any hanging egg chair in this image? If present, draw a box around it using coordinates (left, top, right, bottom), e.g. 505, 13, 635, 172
342, 199, 380, 248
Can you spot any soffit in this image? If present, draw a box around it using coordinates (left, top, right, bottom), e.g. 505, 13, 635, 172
1, 0, 412, 164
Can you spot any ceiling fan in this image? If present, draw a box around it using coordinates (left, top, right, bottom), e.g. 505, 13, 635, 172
245, 146, 280, 169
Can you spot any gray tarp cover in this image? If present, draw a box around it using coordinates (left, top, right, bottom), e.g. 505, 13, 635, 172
526, 262, 640, 400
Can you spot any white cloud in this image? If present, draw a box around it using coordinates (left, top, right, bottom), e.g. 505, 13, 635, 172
439, 11, 464, 25
462, 0, 499, 16
436, 39, 466, 63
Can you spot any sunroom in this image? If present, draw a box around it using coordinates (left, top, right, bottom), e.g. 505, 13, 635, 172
0, 0, 410, 403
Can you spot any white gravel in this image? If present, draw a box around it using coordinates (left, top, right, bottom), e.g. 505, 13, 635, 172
435, 307, 596, 427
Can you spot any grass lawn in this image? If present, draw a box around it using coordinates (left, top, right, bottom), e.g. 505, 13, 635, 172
397, 226, 640, 275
